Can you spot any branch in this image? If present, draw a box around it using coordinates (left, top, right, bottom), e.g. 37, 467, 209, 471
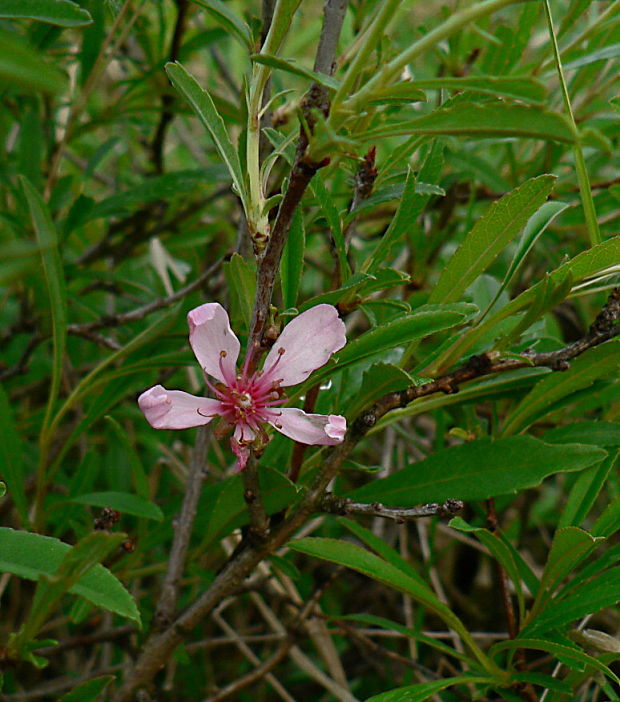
319, 494, 464, 521
112, 288, 620, 701
153, 425, 211, 630
242, 453, 270, 543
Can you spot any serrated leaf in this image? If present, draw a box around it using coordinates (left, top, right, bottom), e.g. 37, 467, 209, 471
0, 528, 140, 623
502, 338, 620, 436
350, 436, 606, 504
165, 62, 247, 208
70, 492, 163, 521
429, 175, 556, 304
0, 0, 93, 26
361, 103, 575, 143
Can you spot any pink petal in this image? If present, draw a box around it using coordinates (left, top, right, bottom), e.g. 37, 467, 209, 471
187, 303, 240, 385
231, 424, 256, 471
138, 385, 222, 430
262, 304, 346, 387
269, 408, 346, 445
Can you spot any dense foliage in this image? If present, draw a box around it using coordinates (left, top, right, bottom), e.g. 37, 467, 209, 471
0, 0, 619, 700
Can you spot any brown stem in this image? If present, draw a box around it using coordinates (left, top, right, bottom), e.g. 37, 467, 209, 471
151, 0, 190, 173
320, 494, 464, 521
288, 383, 320, 482
153, 425, 211, 630
243, 453, 270, 543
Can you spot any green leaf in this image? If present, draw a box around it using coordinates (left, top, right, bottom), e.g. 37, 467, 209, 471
529, 528, 601, 620
592, 499, 620, 539
408, 76, 547, 104
544, 421, 620, 447
280, 208, 305, 309
558, 450, 618, 529
361, 103, 575, 143
223, 253, 256, 328
0, 0, 93, 26
350, 436, 606, 504
367, 81, 428, 105
560, 43, 620, 74
309, 303, 478, 386
58, 676, 115, 702
481, 200, 570, 319
165, 62, 247, 208
429, 175, 556, 304
347, 362, 415, 418
19, 176, 67, 442
523, 567, 620, 639
492, 638, 618, 682
502, 338, 620, 436
428, 236, 620, 374
104, 416, 149, 500
250, 54, 340, 90
364, 676, 495, 702
0, 385, 28, 525
0, 29, 67, 94
189, 0, 252, 48
290, 537, 498, 675
0, 528, 140, 624
309, 173, 349, 280
70, 492, 163, 521
362, 168, 418, 274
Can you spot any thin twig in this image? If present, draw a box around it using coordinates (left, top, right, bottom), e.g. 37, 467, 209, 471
68, 256, 224, 334
153, 425, 211, 629
319, 494, 464, 521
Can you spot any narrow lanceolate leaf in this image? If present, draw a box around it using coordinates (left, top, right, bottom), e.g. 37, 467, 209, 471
361, 103, 575, 143
307, 303, 478, 386
0, 386, 28, 525
280, 208, 305, 309
58, 676, 115, 702
365, 676, 495, 702
522, 567, 620, 641
408, 76, 547, 104
0, 0, 92, 26
70, 492, 164, 521
350, 437, 606, 505
362, 168, 417, 274
189, 0, 253, 48
490, 639, 618, 683
502, 337, 620, 436
223, 253, 256, 327
19, 176, 67, 439
0, 528, 140, 624
429, 175, 556, 304
165, 62, 247, 207
250, 54, 340, 91
425, 234, 620, 375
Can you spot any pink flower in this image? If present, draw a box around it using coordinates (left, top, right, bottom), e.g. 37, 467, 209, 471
138, 303, 347, 470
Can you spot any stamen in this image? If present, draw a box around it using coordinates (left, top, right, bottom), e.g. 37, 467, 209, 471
196, 408, 219, 418
218, 350, 236, 387
261, 346, 286, 381
204, 374, 227, 401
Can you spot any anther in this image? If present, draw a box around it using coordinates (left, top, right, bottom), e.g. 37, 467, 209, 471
220, 350, 227, 357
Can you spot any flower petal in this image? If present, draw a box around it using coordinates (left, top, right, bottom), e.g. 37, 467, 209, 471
262, 304, 346, 387
138, 385, 222, 430
231, 424, 256, 471
269, 408, 346, 445
188, 303, 240, 385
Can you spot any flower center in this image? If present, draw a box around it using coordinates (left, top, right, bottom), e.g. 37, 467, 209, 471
237, 391, 253, 409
